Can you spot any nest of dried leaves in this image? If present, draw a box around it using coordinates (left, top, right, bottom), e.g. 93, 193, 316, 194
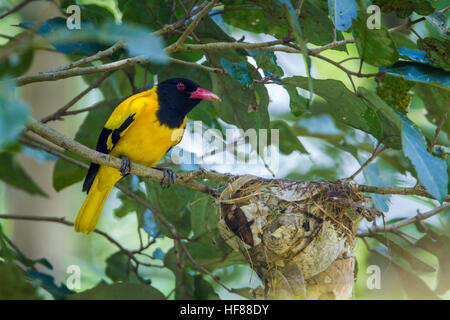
217, 176, 382, 299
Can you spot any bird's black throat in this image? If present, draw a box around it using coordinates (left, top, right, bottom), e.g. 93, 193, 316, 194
156, 85, 201, 128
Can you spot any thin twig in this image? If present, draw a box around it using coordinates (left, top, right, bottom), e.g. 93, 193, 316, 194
354, 184, 450, 202
358, 203, 450, 237
40, 71, 115, 123
63, 98, 123, 117
429, 103, 450, 153
43, 42, 125, 74
168, 57, 225, 73
168, 0, 217, 52
347, 142, 386, 180
0, 0, 35, 20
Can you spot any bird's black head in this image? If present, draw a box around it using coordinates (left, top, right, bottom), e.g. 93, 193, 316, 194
156, 78, 221, 128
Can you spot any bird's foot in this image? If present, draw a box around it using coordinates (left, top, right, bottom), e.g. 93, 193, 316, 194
120, 156, 132, 177
157, 167, 176, 189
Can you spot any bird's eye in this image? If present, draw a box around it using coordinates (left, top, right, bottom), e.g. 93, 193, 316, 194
177, 82, 185, 91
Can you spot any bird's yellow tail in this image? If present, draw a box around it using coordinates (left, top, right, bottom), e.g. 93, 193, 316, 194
75, 168, 118, 234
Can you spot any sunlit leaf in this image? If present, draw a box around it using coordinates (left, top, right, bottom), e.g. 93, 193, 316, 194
328, 0, 357, 31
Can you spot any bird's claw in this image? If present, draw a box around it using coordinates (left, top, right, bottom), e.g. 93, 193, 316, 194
120, 156, 131, 177
160, 168, 176, 189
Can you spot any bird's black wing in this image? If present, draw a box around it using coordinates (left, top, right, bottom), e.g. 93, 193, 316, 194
82, 114, 136, 193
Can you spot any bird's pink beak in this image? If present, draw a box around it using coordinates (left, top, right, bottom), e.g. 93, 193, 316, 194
190, 88, 221, 101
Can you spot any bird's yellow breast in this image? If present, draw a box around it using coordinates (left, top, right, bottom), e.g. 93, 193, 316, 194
109, 95, 186, 167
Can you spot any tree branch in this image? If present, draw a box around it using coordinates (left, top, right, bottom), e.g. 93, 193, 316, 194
347, 142, 386, 180
19, 132, 229, 290
17, 56, 148, 86
358, 203, 450, 237
0, 0, 35, 20
354, 184, 450, 202
26, 118, 448, 202
40, 71, 115, 123
167, 0, 218, 53
27, 119, 222, 196
168, 57, 224, 73
42, 42, 125, 74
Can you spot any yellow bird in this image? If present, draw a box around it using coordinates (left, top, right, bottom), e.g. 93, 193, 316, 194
75, 78, 221, 234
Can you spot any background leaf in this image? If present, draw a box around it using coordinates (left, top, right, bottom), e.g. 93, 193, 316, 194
0, 152, 47, 196
328, 0, 357, 31
401, 115, 448, 202
68, 283, 164, 300
0, 80, 29, 151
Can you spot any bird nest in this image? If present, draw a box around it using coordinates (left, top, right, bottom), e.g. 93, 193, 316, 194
217, 176, 381, 299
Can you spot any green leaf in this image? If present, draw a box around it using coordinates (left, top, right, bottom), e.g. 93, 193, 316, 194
221, 1, 288, 39
248, 50, 284, 77
0, 262, 40, 300
189, 194, 218, 239
417, 37, 450, 71
27, 269, 73, 300
61, 1, 117, 22
352, 17, 399, 67
163, 248, 195, 299
120, 0, 172, 31
299, 0, 346, 48
144, 180, 196, 237
391, 33, 419, 50
105, 251, 132, 282
113, 193, 136, 218
209, 72, 270, 131
270, 120, 308, 154
328, 0, 357, 31
370, 232, 435, 272
358, 87, 403, 149
415, 231, 450, 294
193, 275, 220, 300
46, 21, 168, 63
401, 115, 448, 203
0, 152, 47, 196
425, 12, 448, 35
380, 61, 450, 90
185, 234, 241, 271
277, 0, 313, 105
21, 145, 58, 162
372, 0, 434, 19
372, 247, 439, 299
414, 84, 450, 136
53, 105, 115, 191
68, 283, 164, 300
363, 164, 391, 212
220, 58, 253, 88
376, 75, 414, 114
395, 262, 440, 299
284, 84, 309, 116
0, 50, 33, 78
0, 80, 29, 151
283, 76, 384, 143
398, 47, 433, 64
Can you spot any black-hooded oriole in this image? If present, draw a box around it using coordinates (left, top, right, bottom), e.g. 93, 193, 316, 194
75, 78, 221, 234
